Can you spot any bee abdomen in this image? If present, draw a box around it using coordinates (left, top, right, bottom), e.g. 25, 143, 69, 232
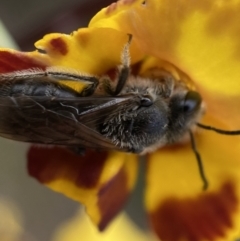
0, 78, 80, 98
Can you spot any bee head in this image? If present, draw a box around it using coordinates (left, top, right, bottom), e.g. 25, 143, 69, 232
165, 90, 203, 143
129, 90, 202, 153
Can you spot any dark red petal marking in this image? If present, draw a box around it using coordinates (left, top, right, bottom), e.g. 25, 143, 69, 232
75, 151, 108, 188
28, 146, 108, 188
121, 0, 137, 4
97, 166, 129, 231
106, 2, 118, 14
106, 0, 137, 14
106, 68, 117, 82
50, 37, 68, 55
0, 51, 46, 73
149, 182, 238, 241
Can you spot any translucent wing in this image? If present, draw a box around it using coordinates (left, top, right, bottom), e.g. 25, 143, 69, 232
0, 95, 139, 151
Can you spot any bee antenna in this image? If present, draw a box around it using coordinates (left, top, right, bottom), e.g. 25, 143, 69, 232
189, 130, 209, 190
197, 123, 240, 135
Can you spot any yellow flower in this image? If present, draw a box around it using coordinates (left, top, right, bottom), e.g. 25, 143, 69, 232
52, 209, 158, 241
0, 1, 240, 241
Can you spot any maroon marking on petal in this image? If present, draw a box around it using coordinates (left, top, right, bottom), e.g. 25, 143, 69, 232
50, 37, 68, 55
0, 51, 46, 73
105, 0, 140, 19
120, 0, 137, 4
106, 2, 118, 14
28, 146, 108, 188
97, 167, 129, 231
75, 151, 108, 188
106, 68, 117, 82
149, 182, 238, 241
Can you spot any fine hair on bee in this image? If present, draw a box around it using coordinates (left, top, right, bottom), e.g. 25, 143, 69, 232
0, 34, 240, 191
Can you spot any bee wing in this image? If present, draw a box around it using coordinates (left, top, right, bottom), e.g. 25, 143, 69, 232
0, 95, 138, 151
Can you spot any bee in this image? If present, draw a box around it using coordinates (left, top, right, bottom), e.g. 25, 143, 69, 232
0, 35, 238, 190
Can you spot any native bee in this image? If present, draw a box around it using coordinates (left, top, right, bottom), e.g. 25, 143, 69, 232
0, 35, 203, 151
0, 35, 238, 189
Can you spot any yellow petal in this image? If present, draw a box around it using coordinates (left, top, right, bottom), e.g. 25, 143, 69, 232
28, 146, 138, 230
34, 27, 143, 74
145, 115, 240, 241
0, 197, 24, 241
52, 209, 158, 241
0, 27, 143, 92
90, 0, 240, 128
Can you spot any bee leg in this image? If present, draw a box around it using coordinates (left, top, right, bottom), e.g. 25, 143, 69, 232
0, 68, 99, 97
45, 67, 99, 96
103, 34, 132, 96
77, 79, 98, 96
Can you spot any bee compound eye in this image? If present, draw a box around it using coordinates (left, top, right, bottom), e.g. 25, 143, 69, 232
140, 97, 153, 107
183, 91, 202, 113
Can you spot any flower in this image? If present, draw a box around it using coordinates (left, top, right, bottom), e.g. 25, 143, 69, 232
51, 209, 158, 241
1, 0, 240, 241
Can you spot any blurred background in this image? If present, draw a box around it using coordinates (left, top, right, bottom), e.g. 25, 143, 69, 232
0, 0, 113, 50
0, 1, 151, 241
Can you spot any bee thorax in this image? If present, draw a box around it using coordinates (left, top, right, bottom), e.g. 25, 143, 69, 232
99, 100, 169, 153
